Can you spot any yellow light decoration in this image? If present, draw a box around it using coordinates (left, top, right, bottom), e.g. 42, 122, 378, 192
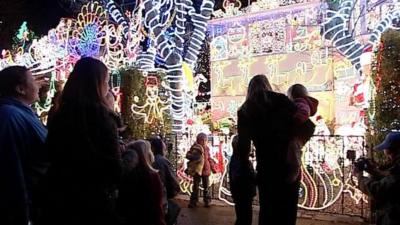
182, 62, 194, 92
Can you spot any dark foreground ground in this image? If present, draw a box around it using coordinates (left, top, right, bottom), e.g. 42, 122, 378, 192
175, 196, 368, 225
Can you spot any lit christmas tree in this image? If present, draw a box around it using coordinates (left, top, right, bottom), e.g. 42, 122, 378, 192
195, 32, 211, 103
368, 29, 400, 153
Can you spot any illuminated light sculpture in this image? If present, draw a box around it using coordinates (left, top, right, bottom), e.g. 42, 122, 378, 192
69, 1, 108, 58
321, 0, 367, 75
1, 1, 213, 130
105, 0, 130, 39
124, 8, 145, 64
322, 0, 400, 75
172, 0, 381, 215
101, 24, 125, 70
131, 75, 171, 124
34, 72, 57, 118
140, 0, 215, 132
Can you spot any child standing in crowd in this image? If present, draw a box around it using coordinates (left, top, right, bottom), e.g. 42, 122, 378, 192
118, 140, 166, 225
229, 135, 256, 225
186, 133, 216, 208
287, 84, 319, 183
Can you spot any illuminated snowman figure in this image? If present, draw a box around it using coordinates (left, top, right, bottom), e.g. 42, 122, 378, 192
131, 76, 170, 124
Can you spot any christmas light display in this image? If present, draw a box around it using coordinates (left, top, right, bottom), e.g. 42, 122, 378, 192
70, 2, 107, 58
368, 30, 400, 156
105, 0, 129, 39
0, 1, 213, 131
322, 0, 400, 75
173, 0, 389, 216
176, 134, 368, 211
140, 0, 215, 132
131, 75, 171, 124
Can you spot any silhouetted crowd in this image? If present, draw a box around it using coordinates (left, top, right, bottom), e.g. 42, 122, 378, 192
1, 58, 400, 225
0, 58, 179, 225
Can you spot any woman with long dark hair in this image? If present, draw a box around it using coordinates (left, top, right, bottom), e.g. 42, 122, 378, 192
237, 74, 298, 225
42, 57, 123, 225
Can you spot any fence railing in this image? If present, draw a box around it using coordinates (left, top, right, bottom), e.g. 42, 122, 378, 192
174, 135, 370, 220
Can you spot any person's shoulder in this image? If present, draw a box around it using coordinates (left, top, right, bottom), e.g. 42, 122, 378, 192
0, 103, 24, 114
155, 155, 171, 165
268, 91, 289, 101
237, 101, 252, 116
149, 170, 163, 184
0, 104, 27, 125
190, 143, 202, 150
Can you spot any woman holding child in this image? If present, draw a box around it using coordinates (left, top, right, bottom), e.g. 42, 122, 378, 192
236, 75, 318, 225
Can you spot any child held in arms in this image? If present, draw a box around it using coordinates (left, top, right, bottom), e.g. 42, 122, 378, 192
229, 135, 256, 225
287, 84, 319, 183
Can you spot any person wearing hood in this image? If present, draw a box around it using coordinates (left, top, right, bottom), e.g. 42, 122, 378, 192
237, 75, 297, 225
0, 66, 48, 225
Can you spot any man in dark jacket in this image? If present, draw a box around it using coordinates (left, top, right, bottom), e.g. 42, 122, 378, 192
355, 132, 400, 225
0, 66, 48, 225
150, 137, 181, 225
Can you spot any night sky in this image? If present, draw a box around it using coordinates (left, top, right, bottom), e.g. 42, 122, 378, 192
0, 0, 252, 50
0, 0, 70, 49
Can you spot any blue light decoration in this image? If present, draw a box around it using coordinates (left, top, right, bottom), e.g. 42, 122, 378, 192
139, 0, 215, 132
78, 23, 101, 57
321, 0, 400, 75
105, 0, 130, 39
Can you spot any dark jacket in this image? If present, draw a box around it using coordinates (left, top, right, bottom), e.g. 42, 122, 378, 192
117, 167, 166, 225
0, 97, 48, 225
153, 154, 180, 199
42, 104, 123, 225
358, 157, 400, 225
237, 91, 296, 177
229, 154, 256, 200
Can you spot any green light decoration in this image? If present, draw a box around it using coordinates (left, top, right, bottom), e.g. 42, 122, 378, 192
12, 21, 37, 52
16, 21, 28, 41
